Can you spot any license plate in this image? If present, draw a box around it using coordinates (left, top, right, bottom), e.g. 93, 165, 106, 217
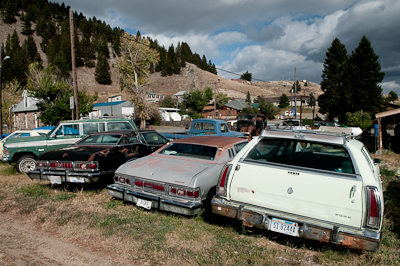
49, 175, 62, 184
137, 198, 152, 210
270, 218, 299, 237
69, 177, 85, 183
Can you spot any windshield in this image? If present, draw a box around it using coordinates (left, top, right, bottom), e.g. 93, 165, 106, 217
159, 143, 217, 160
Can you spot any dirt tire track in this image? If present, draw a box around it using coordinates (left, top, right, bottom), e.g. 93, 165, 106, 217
0, 212, 122, 266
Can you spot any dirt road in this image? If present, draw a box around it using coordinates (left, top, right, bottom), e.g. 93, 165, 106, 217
0, 212, 122, 266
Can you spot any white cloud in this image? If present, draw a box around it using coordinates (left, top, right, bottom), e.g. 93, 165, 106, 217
219, 45, 322, 82
381, 81, 400, 95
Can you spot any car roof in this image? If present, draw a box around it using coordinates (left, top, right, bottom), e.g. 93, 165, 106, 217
83, 129, 159, 136
260, 129, 353, 145
172, 136, 246, 149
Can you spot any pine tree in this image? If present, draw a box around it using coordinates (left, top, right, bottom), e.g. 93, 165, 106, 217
318, 38, 349, 121
278, 94, 290, 108
346, 35, 385, 115
241, 71, 252, 81
95, 53, 112, 85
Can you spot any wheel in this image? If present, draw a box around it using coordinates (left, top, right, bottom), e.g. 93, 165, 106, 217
16, 155, 37, 173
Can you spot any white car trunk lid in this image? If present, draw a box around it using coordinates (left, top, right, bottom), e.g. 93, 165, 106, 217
117, 156, 211, 186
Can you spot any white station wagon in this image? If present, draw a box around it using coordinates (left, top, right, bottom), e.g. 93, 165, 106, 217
212, 130, 383, 252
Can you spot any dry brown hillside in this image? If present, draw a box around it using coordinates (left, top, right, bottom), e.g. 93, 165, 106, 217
1, 16, 322, 103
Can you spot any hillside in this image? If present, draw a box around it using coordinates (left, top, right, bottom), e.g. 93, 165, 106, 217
1, 15, 323, 103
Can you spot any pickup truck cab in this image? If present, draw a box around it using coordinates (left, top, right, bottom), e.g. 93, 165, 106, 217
161, 119, 244, 139
212, 130, 383, 251
3, 117, 137, 173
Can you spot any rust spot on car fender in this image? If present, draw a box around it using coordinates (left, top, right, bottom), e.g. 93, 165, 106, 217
62, 153, 68, 158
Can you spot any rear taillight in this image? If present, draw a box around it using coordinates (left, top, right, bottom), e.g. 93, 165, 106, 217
36, 161, 48, 169
114, 175, 130, 184
217, 164, 232, 196
366, 186, 381, 229
49, 161, 73, 169
169, 186, 200, 199
74, 161, 98, 170
134, 179, 165, 192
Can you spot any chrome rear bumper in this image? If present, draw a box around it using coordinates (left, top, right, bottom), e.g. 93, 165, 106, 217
211, 196, 381, 252
107, 183, 203, 216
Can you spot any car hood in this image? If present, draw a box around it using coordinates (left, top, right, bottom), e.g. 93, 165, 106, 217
116, 154, 213, 187
38, 145, 112, 161
4, 135, 48, 146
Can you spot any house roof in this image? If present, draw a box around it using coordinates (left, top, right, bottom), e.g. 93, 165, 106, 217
12, 92, 41, 113
93, 101, 127, 107
224, 100, 258, 111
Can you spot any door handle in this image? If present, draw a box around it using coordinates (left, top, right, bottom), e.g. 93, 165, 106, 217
350, 185, 357, 198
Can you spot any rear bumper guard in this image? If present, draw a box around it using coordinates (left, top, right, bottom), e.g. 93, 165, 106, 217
211, 196, 381, 252
28, 169, 114, 183
107, 183, 203, 216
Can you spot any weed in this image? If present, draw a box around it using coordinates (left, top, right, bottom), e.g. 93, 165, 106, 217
104, 199, 123, 209
381, 166, 398, 179
56, 192, 76, 201
17, 184, 50, 199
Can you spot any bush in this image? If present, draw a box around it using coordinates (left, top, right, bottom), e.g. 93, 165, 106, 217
345, 111, 372, 131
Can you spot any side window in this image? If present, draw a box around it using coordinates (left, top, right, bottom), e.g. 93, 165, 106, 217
55, 124, 80, 136
83, 123, 99, 134
192, 123, 214, 131
141, 132, 168, 145
221, 124, 228, 133
8, 133, 22, 139
107, 122, 133, 131
99, 123, 106, 132
234, 142, 248, 153
63, 124, 80, 135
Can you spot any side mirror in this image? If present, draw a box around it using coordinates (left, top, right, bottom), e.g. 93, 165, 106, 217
374, 158, 381, 164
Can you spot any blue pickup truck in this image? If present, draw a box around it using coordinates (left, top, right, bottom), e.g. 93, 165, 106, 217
161, 119, 245, 139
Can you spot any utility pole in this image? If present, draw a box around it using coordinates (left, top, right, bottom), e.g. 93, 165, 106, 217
294, 67, 297, 119
0, 50, 10, 135
211, 80, 220, 118
70, 8, 79, 119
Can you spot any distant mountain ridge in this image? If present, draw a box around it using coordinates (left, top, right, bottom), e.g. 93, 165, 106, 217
0, 11, 322, 103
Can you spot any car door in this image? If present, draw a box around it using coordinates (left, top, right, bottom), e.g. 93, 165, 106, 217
229, 138, 363, 228
139, 132, 169, 154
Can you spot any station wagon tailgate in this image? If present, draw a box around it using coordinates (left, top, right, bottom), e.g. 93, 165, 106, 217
229, 161, 363, 229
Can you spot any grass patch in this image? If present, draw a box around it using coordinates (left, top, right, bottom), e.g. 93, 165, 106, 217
55, 192, 77, 201
17, 184, 50, 199
1, 156, 400, 265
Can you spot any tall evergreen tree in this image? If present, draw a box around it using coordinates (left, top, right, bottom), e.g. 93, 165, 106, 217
318, 38, 349, 121
346, 35, 385, 115
95, 53, 112, 85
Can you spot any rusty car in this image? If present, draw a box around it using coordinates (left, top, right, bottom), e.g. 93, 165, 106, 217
212, 129, 384, 251
107, 136, 248, 216
27, 130, 169, 185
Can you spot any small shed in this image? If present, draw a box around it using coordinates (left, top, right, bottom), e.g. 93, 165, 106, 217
375, 108, 400, 154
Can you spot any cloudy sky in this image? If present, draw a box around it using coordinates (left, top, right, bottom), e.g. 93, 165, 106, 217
54, 0, 400, 95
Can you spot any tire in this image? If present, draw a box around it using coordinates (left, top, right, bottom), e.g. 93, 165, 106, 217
16, 155, 37, 173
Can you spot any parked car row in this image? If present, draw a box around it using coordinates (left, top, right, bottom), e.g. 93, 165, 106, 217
27, 130, 169, 185
8, 119, 383, 252
2, 117, 138, 173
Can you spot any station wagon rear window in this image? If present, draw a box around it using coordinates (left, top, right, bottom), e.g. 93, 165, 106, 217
159, 143, 217, 160
245, 138, 354, 174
